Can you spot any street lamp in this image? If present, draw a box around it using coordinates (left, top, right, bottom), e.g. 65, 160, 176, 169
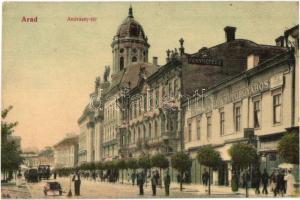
201, 88, 206, 112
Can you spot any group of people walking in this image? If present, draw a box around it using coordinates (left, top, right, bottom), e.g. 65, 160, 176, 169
131, 170, 171, 196
249, 168, 295, 197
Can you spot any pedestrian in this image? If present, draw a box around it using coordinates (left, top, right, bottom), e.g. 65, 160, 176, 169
242, 170, 250, 197
276, 170, 285, 197
270, 170, 277, 196
137, 172, 145, 195
202, 169, 209, 186
154, 170, 160, 187
261, 169, 269, 195
284, 169, 295, 196
53, 171, 57, 180
92, 171, 96, 181
72, 170, 81, 196
176, 173, 181, 183
131, 171, 136, 186
253, 168, 261, 194
151, 171, 157, 196
164, 170, 171, 196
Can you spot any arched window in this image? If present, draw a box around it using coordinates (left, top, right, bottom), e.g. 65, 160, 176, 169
132, 56, 137, 62
120, 56, 124, 71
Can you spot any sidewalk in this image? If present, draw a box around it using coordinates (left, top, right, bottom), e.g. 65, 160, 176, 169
79, 177, 274, 197
1, 182, 31, 199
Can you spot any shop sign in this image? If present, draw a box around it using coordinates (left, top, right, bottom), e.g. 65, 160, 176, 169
259, 140, 278, 151
214, 80, 270, 108
270, 73, 284, 89
188, 56, 223, 66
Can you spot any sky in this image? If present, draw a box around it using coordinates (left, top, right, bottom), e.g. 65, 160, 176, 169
2, 1, 299, 151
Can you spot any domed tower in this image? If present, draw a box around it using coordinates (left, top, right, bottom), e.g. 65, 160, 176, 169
111, 6, 150, 74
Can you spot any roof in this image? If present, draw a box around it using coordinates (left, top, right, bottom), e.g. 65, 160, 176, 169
116, 7, 146, 39
53, 135, 79, 149
121, 62, 158, 89
104, 62, 158, 97
181, 39, 287, 95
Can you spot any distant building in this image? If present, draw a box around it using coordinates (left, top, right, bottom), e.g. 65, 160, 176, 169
53, 135, 79, 168
21, 152, 40, 168
38, 146, 54, 166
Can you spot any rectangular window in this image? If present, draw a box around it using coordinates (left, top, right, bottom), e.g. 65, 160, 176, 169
207, 116, 212, 139
169, 82, 172, 97
254, 100, 261, 128
144, 95, 147, 112
162, 86, 166, 99
138, 98, 141, 115
273, 94, 281, 124
155, 87, 159, 108
196, 118, 201, 140
149, 90, 153, 110
220, 112, 225, 135
234, 105, 241, 132
174, 79, 178, 97
188, 123, 192, 142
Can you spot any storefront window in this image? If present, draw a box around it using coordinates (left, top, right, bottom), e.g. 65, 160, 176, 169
273, 94, 281, 124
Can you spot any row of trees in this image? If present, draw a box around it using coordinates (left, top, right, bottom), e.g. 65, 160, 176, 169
55, 133, 298, 196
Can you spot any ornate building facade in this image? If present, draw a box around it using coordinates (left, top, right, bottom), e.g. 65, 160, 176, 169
76, 7, 298, 186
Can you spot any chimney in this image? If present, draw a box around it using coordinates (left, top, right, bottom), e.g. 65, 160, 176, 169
224, 26, 236, 42
153, 57, 158, 66
247, 54, 259, 70
275, 36, 285, 47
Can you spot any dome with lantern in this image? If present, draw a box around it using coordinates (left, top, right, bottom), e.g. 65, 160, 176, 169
116, 6, 146, 39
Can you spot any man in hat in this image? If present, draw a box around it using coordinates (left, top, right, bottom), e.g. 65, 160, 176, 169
72, 170, 81, 196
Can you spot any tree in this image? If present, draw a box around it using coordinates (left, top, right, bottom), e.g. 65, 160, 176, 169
1, 106, 23, 181
138, 154, 151, 170
116, 159, 127, 184
96, 161, 104, 170
229, 143, 258, 197
171, 152, 192, 191
127, 158, 138, 171
278, 133, 299, 164
197, 145, 222, 195
138, 154, 152, 186
151, 153, 169, 188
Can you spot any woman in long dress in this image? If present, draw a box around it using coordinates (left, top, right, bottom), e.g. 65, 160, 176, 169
284, 170, 295, 196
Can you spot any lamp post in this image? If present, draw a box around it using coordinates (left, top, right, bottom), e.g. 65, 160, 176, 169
201, 88, 205, 112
